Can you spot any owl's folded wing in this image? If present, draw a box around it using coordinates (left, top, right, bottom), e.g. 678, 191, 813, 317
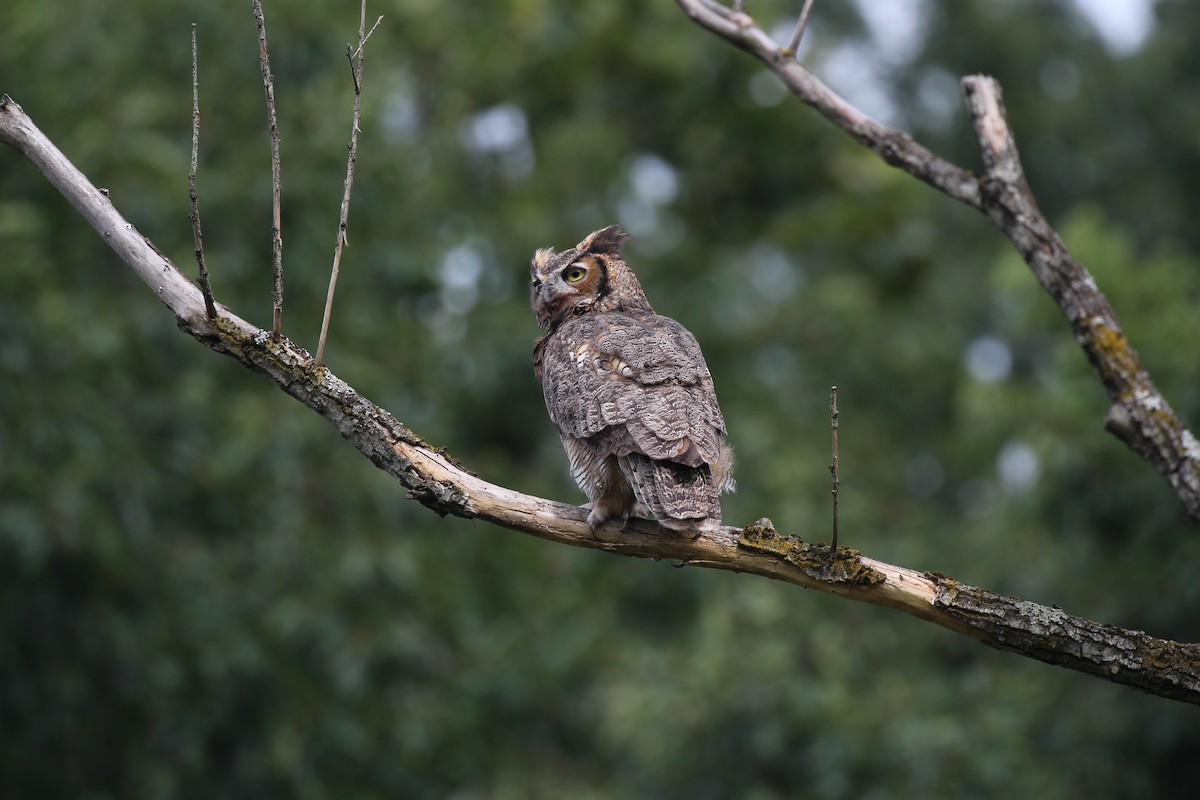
540, 313, 728, 470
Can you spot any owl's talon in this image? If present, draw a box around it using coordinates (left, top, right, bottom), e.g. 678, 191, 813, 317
585, 505, 632, 535
585, 505, 604, 535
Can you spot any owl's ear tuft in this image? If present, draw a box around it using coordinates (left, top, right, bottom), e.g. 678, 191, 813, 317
532, 247, 555, 269
577, 225, 629, 255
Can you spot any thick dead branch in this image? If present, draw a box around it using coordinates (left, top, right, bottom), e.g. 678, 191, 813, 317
673, 0, 1200, 525
960, 76, 1200, 521
4, 93, 1200, 705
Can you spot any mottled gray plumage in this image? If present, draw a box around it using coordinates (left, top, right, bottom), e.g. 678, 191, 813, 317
531, 225, 734, 532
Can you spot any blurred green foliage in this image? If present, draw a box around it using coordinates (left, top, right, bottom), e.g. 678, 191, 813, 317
2, 0, 1200, 797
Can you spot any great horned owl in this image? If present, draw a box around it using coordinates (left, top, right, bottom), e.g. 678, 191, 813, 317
531, 224, 734, 533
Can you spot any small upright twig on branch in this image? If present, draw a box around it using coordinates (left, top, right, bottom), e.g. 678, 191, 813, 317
189, 24, 217, 320
784, 0, 818, 58
253, 0, 284, 339
829, 385, 839, 553
315, 3, 383, 369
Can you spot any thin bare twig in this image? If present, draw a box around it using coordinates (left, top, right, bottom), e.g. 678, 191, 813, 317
253, 0, 284, 339
829, 385, 839, 553
349, 13, 384, 64
784, 0, 818, 58
315, 3, 381, 368
189, 24, 217, 320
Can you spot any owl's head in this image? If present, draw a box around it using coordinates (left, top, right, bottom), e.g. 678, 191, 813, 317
530, 225, 653, 330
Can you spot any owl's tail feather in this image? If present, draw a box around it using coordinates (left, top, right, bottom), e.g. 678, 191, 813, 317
623, 453, 722, 532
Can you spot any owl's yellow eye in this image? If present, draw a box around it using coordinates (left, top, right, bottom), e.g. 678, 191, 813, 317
563, 264, 587, 283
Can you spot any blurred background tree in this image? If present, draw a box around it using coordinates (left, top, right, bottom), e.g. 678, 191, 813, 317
2, 0, 1199, 797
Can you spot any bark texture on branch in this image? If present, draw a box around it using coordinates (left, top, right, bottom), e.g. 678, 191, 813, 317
673, 0, 1200, 525
960, 76, 1200, 521
4, 93, 1200, 705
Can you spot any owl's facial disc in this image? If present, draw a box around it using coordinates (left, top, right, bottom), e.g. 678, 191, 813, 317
532, 254, 602, 329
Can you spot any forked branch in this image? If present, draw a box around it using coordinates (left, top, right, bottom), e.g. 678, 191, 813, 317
783, 0, 818, 58
672, 0, 1200, 525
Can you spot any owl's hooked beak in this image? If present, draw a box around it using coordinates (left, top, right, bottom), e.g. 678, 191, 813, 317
534, 277, 592, 330
532, 279, 558, 328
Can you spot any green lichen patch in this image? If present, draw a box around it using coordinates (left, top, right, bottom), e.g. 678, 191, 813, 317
1087, 316, 1142, 383
738, 517, 802, 556
739, 518, 885, 585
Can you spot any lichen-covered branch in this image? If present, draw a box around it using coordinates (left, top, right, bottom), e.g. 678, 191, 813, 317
672, 0, 1200, 524
960, 76, 1200, 521
4, 93, 1200, 705
930, 575, 1200, 702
